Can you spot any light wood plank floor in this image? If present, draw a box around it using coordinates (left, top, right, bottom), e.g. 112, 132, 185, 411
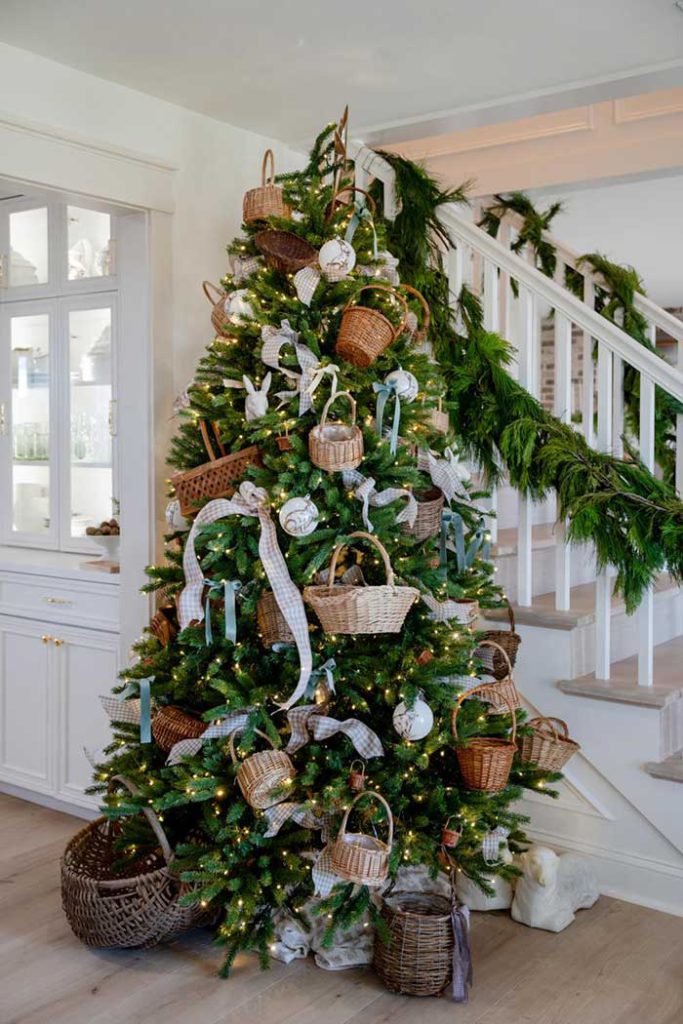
2, 794, 683, 1024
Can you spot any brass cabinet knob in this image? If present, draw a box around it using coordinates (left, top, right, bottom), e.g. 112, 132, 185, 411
53, 638, 65, 647
41, 634, 52, 644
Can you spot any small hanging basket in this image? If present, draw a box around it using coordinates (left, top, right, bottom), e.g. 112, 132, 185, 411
348, 759, 366, 792
304, 531, 419, 635
331, 791, 393, 885
336, 284, 409, 368
308, 391, 364, 472
243, 149, 290, 224
399, 284, 431, 345
257, 590, 294, 648
374, 891, 464, 997
254, 229, 317, 274
152, 706, 206, 754
441, 816, 461, 849
401, 486, 444, 542
475, 640, 522, 713
425, 596, 479, 625
202, 281, 233, 338
517, 717, 580, 772
452, 684, 517, 793
229, 729, 296, 810
171, 420, 262, 517
149, 606, 177, 647
477, 603, 522, 679
429, 398, 450, 435
61, 776, 213, 949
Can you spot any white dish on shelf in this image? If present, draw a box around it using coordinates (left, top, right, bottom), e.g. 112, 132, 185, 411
91, 534, 120, 562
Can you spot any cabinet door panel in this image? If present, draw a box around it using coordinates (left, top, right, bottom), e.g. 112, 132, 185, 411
0, 624, 50, 785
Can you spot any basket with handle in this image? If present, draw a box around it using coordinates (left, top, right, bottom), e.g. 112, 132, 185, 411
202, 281, 234, 338
243, 149, 290, 224
336, 284, 409, 368
61, 776, 214, 948
374, 891, 459, 996
399, 283, 430, 345
477, 603, 522, 679
401, 486, 444, 542
254, 229, 318, 274
331, 790, 393, 885
152, 706, 206, 754
325, 184, 377, 224
303, 531, 419, 635
475, 640, 522, 713
149, 606, 177, 647
171, 420, 262, 516
229, 728, 296, 810
452, 684, 517, 792
517, 716, 579, 772
256, 589, 294, 647
308, 391, 364, 472
429, 397, 450, 435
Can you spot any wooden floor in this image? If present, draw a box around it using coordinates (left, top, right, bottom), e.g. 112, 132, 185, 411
2, 795, 683, 1024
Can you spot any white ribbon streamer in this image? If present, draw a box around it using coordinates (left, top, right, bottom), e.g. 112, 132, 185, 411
306, 363, 339, 403
293, 266, 321, 306
263, 801, 333, 840
230, 254, 263, 284
286, 704, 384, 757
419, 446, 471, 503
342, 469, 417, 533
260, 321, 320, 416
166, 708, 253, 765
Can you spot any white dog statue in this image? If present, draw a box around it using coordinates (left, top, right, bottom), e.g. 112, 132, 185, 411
456, 843, 514, 911
511, 845, 599, 932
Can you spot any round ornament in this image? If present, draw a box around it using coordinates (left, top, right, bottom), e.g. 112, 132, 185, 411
278, 494, 319, 537
385, 368, 419, 403
225, 289, 254, 325
319, 237, 356, 282
392, 694, 434, 741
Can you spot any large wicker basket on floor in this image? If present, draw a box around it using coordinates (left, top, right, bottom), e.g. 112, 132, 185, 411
202, 281, 233, 338
254, 229, 317, 274
304, 531, 419, 635
401, 486, 444, 542
308, 391, 364, 472
172, 420, 262, 516
229, 729, 296, 810
477, 603, 522, 679
257, 590, 294, 647
243, 149, 289, 224
61, 776, 213, 949
336, 284, 408, 368
374, 892, 459, 996
475, 640, 522, 714
452, 684, 517, 792
331, 791, 393, 885
517, 716, 580, 772
152, 706, 206, 754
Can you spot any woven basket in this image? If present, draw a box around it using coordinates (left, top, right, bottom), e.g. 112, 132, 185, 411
61, 776, 213, 948
202, 281, 233, 338
229, 729, 296, 810
452, 684, 517, 793
308, 390, 363, 472
152, 706, 206, 754
429, 398, 450, 435
477, 603, 522, 679
374, 892, 460, 996
476, 640, 522, 713
243, 149, 289, 224
425, 596, 479, 625
336, 284, 409, 368
402, 486, 444, 542
257, 590, 294, 647
331, 791, 393, 885
149, 606, 177, 647
304, 531, 419, 635
254, 229, 317, 274
172, 420, 262, 516
399, 284, 430, 345
517, 716, 579, 772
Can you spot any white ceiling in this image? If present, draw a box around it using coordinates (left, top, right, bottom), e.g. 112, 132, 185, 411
1, 0, 683, 144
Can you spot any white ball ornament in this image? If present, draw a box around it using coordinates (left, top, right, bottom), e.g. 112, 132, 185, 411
225, 289, 254, 324
385, 367, 419, 403
393, 695, 434, 741
318, 238, 357, 282
279, 494, 320, 537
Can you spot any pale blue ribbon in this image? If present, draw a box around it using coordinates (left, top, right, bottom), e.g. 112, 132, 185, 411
373, 380, 402, 455
345, 200, 378, 259
118, 677, 152, 744
450, 903, 472, 1002
305, 659, 337, 701
203, 578, 240, 644
440, 512, 491, 572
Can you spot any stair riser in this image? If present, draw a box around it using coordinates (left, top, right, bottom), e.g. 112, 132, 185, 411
494, 543, 596, 601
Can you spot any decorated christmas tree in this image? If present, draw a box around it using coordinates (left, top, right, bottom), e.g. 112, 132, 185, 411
73, 113, 571, 988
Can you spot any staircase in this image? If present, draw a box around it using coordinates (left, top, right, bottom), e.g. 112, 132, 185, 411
352, 143, 683, 913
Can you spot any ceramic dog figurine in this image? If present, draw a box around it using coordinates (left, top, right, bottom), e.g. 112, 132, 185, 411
511, 845, 599, 932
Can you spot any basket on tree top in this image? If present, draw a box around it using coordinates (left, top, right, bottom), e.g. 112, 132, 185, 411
202, 281, 233, 338
308, 390, 364, 472
476, 603, 522, 679
243, 149, 290, 224
171, 420, 262, 517
304, 531, 419, 635
517, 716, 580, 772
336, 284, 409, 368
331, 790, 393, 885
476, 639, 522, 714
61, 776, 213, 949
256, 590, 294, 648
254, 229, 317, 275
229, 728, 296, 810
452, 683, 517, 793
401, 486, 444, 542
152, 706, 206, 754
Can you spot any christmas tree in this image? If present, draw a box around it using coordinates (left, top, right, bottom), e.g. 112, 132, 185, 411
89, 115, 563, 977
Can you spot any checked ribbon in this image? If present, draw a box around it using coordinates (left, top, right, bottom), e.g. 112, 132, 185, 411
286, 702, 383, 758
342, 469, 417, 534
100, 677, 154, 744
260, 321, 320, 417
166, 707, 253, 765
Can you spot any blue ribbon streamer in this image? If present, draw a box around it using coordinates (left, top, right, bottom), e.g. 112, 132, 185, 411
345, 200, 378, 259
203, 578, 240, 645
373, 380, 401, 455
305, 658, 337, 701
118, 677, 152, 744
440, 512, 491, 572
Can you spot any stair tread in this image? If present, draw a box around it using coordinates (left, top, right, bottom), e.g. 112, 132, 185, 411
493, 523, 559, 557
644, 759, 683, 783
558, 636, 683, 709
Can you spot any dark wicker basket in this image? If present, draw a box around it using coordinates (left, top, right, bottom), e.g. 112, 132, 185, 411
254, 229, 317, 274
477, 603, 522, 679
149, 606, 177, 647
257, 590, 294, 647
152, 706, 206, 754
171, 421, 262, 517
374, 892, 460, 997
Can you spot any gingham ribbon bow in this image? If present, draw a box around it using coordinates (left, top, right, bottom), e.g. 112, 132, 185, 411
286, 703, 383, 757
306, 363, 339, 403
177, 484, 312, 710
99, 677, 154, 743
358, 249, 400, 286
482, 826, 510, 864
230, 254, 262, 284
342, 469, 417, 534
293, 266, 321, 307
166, 708, 253, 765
372, 379, 402, 455
421, 446, 471, 503
263, 802, 334, 840
260, 321, 320, 416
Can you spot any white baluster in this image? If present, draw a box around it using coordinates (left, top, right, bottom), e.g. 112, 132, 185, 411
595, 343, 613, 678
483, 259, 500, 334
638, 374, 655, 687
448, 242, 465, 332
498, 219, 511, 341
582, 278, 595, 448
471, 201, 482, 296
612, 355, 624, 459
676, 331, 683, 498
516, 281, 537, 607
554, 308, 572, 611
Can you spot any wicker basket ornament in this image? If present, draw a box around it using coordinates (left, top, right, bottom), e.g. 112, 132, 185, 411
476, 639, 522, 714
308, 391, 364, 472
202, 281, 233, 338
399, 283, 431, 345
336, 284, 409, 368
304, 531, 419, 635
517, 716, 580, 772
229, 728, 296, 810
477, 603, 522, 679
152, 706, 206, 754
374, 892, 461, 997
243, 149, 289, 224
401, 486, 444, 542
172, 420, 262, 517
257, 590, 294, 647
254, 229, 317, 275
61, 776, 212, 948
331, 791, 393, 885
452, 684, 517, 793
149, 606, 177, 647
